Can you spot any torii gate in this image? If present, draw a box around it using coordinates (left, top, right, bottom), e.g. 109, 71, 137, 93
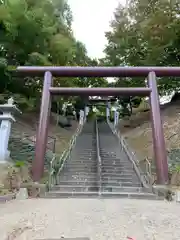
16, 66, 178, 185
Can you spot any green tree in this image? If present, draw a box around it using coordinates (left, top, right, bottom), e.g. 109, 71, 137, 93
0, 0, 106, 111
104, 0, 180, 94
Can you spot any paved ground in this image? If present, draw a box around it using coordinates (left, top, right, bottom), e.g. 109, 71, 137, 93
0, 198, 180, 240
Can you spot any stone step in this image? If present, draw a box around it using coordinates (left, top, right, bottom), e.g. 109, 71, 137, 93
102, 181, 140, 186
100, 148, 119, 152
71, 151, 96, 154
64, 164, 96, 168
101, 163, 133, 168
72, 148, 96, 151
76, 136, 95, 138
72, 151, 96, 154
73, 149, 96, 152
101, 165, 134, 171
58, 180, 98, 185
64, 159, 96, 162
101, 159, 131, 163
102, 180, 140, 185
101, 180, 142, 187
62, 168, 97, 173
100, 149, 119, 152
77, 137, 95, 139
101, 172, 135, 176
59, 172, 97, 177
75, 143, 95, 145
75, 143, 95, 146
101, 166, 134, 170
50, 186, 149, 193
65, 162, 97, 168
101, 166, 134, 171
101, 155, 130, 159
64, 160, 97, 168
101, 172, 136, 177
61, 171, 97, 175
44, 191, 159, 200
66, 158, 96, 162
100, 153, 119, 157
63, 162, 97, 167
102, 174, 138, 182
44, 191, 99, 198
102, 182, 141, 188
57, 180, 142, 187
58, 175, 98, 182
100, 138, 117, 140
101, 186, 147, 193
63, 164, 97, 168
101, 159, 133, 164
100, 192, 159, 200
71, 153, 96, 157
71, 154, 96, 158
101, 157, 129, 161
101, 169, 134, 173
51, 185, 99, 192
68, 157, 96, 161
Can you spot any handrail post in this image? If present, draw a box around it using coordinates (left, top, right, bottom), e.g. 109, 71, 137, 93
95, 118, 102, 195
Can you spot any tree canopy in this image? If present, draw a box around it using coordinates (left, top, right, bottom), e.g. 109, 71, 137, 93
1, 0, 180, 114
0, 0, 107, 110
103, 0, 180, 95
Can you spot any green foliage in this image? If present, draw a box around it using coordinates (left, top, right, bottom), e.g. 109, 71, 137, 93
169, 164, 180, 174
104, 0, 180, 95
174, 165, 180, 173
15, 160, 25, 168
87, 110, 96, 120
0, 0, 108, 111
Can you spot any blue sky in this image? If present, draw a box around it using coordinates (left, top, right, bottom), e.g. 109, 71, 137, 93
68, 0, 126, 59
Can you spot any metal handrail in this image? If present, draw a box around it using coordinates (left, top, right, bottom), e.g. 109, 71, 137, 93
48, 122, 83, 189
107, 119, 153, 188
95, 118, 102, 195
120, 136, 151, 187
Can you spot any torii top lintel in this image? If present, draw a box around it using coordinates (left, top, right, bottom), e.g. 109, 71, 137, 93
16, 66, 180, 77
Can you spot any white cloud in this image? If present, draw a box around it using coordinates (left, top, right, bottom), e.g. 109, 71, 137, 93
68, 0, 126, 59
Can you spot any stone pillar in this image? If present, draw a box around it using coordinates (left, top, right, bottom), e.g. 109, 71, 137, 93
84, 106, 89, 121
113, 109, 119, 127
84, 107, 86, 121
107, 102, 111, 121
79, 110, 84, 125
0, 116, 12, 161
0, 98, 21, 162
114, 110, 116, 126
85, 106, 89, 116
84, 106, 89, 122
106, 107, 109, 120
116, 111, 119, 126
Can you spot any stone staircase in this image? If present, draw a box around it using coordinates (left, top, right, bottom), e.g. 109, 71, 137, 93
98, 122, 156, 199
46, 120, 157, 199
46, 121, 99, 198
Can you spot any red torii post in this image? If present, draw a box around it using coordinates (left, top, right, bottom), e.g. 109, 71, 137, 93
16, 66, 178, 184
33, 71, 53, 181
